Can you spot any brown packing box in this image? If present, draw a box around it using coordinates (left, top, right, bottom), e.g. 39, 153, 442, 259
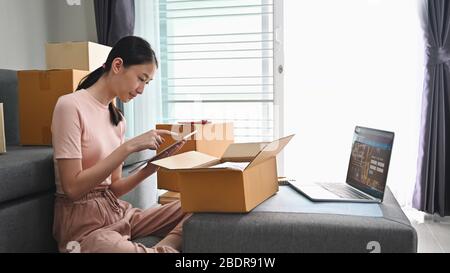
155, 123, 234, 192
158, 191, 180, 205
152, 135, 294, 213
17, 70, 90, 145
46, 41, 112, 71
0, 103, 5, 153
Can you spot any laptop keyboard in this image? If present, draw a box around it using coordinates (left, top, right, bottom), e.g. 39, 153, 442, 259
318, 183, 369, 200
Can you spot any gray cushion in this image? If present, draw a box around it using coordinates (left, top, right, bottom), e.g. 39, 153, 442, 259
0, 146, 55, 204
0, 192, 57, 253
132, 236, 162, 248
253, 186, 383, 217
0, 69, 19, 145
183, 187, 417, 253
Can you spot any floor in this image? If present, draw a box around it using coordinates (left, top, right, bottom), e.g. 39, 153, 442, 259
404, 208, 450, 253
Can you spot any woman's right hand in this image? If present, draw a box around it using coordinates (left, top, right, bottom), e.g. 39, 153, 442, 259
126, 129, 176, 153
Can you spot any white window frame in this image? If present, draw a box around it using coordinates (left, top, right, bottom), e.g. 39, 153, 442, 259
273, 0, 284, 175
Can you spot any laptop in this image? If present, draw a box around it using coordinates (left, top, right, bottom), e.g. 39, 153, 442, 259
289, 126, 394, 203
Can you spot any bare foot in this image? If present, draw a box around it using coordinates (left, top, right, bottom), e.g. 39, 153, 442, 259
154, 234, 182, 251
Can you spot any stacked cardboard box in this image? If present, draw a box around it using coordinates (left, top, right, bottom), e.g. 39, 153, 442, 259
155, 122, 234, 192
18, 41, 110, 146
158, 191, 180, 205
17, 70, 89, 145
46, 41, 112, 72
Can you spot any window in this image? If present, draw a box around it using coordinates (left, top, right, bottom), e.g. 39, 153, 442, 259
283, 0, 423, 206
158, 0, 283, 143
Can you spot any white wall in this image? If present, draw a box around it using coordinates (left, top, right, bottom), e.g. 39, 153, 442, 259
0, 0, 49, 70
0, 0, 96, 70
46, 0, 97, 43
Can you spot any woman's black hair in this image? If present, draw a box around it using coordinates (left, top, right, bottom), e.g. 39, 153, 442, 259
77, 36, 159, 126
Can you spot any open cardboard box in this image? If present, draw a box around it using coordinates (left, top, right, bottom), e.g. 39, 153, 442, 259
152, 134, 294, 213
155, 122, 234, 192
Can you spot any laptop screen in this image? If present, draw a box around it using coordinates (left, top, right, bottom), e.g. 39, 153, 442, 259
345, 126, 394, 200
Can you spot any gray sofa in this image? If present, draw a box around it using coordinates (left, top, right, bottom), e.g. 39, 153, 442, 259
0, 146, 57, 252
183, 186, 418, 253
0, 70, 57, 252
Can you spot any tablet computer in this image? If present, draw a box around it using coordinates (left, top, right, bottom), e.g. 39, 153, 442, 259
128, 130, 197, 174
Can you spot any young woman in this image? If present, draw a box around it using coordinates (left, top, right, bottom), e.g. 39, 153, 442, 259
51, 36, 190, 253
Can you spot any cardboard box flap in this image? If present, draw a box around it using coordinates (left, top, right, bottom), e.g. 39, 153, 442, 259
152, 151, 219, 170
245, 134, 295, 170
221, 142, 268, 161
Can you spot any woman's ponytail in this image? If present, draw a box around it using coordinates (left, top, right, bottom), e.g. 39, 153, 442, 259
108, 102, 123, 126
77, 66, 104, 91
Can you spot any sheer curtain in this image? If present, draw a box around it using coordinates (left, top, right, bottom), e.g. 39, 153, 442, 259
121, 0, 163, 207
125, 0, 162, 140
284, 0, 424, 207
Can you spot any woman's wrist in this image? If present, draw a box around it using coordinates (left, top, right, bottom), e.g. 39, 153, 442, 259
141, 163, 159, 177
123, 140, 136, 155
